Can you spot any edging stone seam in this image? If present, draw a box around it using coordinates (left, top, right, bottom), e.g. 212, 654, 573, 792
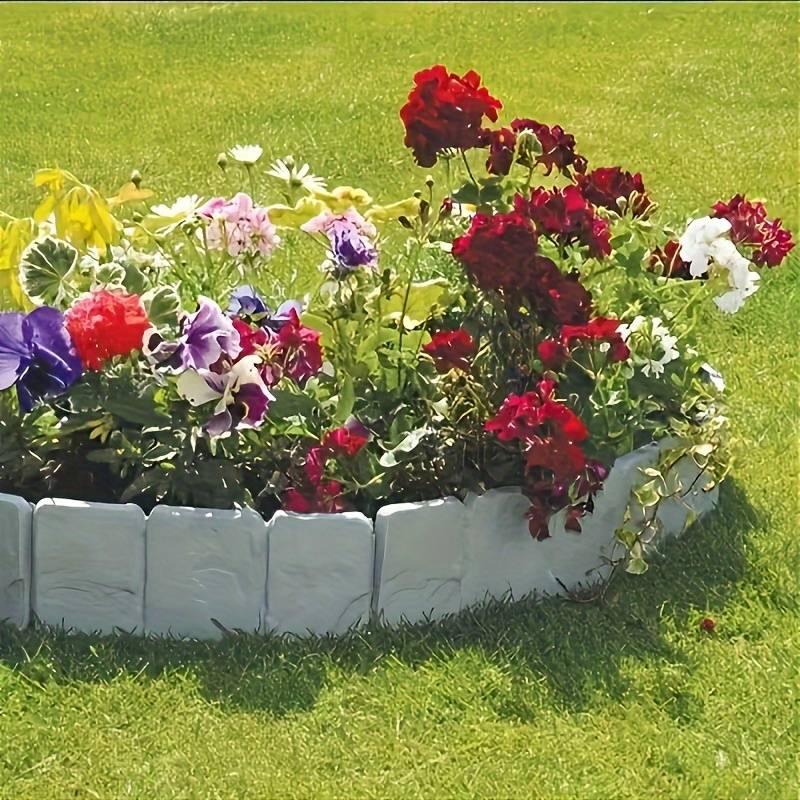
1, 442, 719, 639
0, 492, 33, 628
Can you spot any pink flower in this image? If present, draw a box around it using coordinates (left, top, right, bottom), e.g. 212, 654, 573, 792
199, 193, 280, 259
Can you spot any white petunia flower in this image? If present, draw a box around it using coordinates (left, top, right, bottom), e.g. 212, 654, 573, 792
618, 315, 679, 378
267, 157, 327, 193
228, 144, 264, 166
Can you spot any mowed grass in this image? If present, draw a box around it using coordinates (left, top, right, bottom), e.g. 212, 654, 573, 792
0, 2, 798, 798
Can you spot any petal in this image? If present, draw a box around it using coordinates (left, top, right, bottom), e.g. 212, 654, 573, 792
176, 369, 222, 406
0, 312, 27, 390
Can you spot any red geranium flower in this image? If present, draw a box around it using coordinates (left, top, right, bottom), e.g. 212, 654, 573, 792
400, 65, 502, 167
650, 240, 693, 280
322, 425, 369, 458
543, 268, 594, 326
511, 119, 587, 176
283, 480, 345, 514
537, 338, 569, 370
560, 317, 630, 362
423, 328, 477, 373
64, 289, 149, 371
712, 194, 795, 267
452, 211, 539, 294
516, 186, 611, 258
576, 166, 651, 216
481, 127, 517, 176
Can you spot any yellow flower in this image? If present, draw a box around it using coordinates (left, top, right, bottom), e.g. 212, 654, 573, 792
365, 197, 422, 225
34, 168, 121, 254
0, 213, 36, 309
311, 185, 373, 212
266, 196, 328, 229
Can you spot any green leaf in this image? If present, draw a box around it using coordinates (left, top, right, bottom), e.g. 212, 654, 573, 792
106, 395, 170, 427
141, 285, 181, 327
335, 374, 355, 422
18, 236, 78, 307
378, 426, 429, 467
383, 278, 452, 330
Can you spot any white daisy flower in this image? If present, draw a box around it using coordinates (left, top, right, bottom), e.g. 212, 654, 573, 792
150, 194, 201, 219
267, 157, 327, 193
228, 144, 264, 166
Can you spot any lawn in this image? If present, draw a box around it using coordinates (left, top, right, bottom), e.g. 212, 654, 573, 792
0, 2, 798, 798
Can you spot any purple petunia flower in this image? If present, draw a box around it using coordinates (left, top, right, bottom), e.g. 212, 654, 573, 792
0, 307, 83, 412
301, 209, 378, 273
180, 297, 242, 371
227, 285, 269, 319
176, 355, 274, 437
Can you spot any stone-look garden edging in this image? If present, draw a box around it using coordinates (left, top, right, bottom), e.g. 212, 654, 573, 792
0, 441, 718, 639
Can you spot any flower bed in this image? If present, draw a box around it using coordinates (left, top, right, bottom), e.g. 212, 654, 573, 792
0, 439, 717, 637
0, 66, 793, 635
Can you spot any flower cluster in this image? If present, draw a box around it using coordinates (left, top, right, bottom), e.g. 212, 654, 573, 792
485, 379, 602, 539
712, 194, 794, 267
0, 65, 793, 562
400, 65, 502, 167
199, 193, 280, 259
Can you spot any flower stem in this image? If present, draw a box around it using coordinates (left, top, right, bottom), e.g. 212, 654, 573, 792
460, 150, 480, 191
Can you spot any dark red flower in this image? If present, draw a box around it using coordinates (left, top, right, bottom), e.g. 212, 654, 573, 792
544, 269, 594, 326
283, 480, 345, 514
516, 186, 612, 258
511, 119, 587, 176
422, 328, 477, 373
452, 211, 539, 294
712, 194, 794, 267
400, 65, 502, 167
481, 127, 516, 176
537, 338, 568, 370
576, 167, 651, 216
485, 379, 601, 539
304, 445, 328, 484
560, 317, 630, 362
322, 426, 369, 458
276, 309, 323, 386
699, 617, 716, 632
232, 318, 269, 358
64, 289, 149, 371
650, 240, 693, 280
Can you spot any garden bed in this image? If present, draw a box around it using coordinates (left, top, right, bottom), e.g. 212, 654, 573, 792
0, 440, 717, 639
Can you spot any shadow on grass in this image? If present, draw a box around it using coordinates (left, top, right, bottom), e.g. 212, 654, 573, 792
0, 479, 763, 722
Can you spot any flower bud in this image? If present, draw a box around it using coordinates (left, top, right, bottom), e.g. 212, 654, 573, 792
413, 189, 422, 199
216, 152, 228, 171
425, 175, 434, 188
283, 155, 295, 169
130, 169, 142, 188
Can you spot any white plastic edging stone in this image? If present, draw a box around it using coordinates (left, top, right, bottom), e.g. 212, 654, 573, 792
460, 442, 664, 605
32, 499, 146, 634
266, 510, 373, 636
0, 493, 33, 628
145, 505, 268, 639
373, 497, 465, 625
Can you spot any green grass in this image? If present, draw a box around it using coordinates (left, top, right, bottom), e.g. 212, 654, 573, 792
0, 2, 798, 797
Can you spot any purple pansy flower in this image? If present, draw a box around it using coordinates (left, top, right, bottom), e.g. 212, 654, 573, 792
0, 308, 82, 412
180, 297, 242, 371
